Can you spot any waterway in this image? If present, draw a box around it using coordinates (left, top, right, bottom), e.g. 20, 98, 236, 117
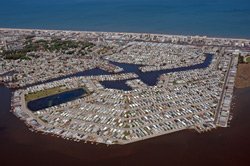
102, 54, 213, 89
25, 54, 212, 91
27, 88, 86, 112
1, 0, 250, 165
0, 0, 250, 166
24, 68, 111, 88
25, 54, 212, 110
1, 85, 250, 166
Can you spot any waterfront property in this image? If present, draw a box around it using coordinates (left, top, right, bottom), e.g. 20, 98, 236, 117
27, 88, 86, 111
1, 28, 248, 145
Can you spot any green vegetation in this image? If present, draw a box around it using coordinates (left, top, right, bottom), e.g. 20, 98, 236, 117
25, 86, 68, 102
245, 56, 250, 63
47, 39, 78, 52
3, 50, 30, 60
238, 55, 244, 63
25, 86, 89, 102
25, 39, 94, 53
3, 38, 95, 60
123, 131, 130, 136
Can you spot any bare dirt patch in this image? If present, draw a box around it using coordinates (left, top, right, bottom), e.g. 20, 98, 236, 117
235, 63, 250, 88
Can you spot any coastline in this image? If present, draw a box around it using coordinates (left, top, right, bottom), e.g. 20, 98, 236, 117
1, 27, 245, 145
1, 27, 250, 41
1, 0, 250, 163
1, 85, 250, 166
0, 27, 249, 164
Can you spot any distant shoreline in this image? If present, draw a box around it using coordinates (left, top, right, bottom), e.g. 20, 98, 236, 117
1, 27, 250, 41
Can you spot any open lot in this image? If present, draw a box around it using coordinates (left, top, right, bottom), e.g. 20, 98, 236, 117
25, 86, 68, 101
235, 63, 250, 88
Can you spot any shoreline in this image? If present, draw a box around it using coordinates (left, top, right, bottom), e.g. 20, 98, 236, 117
0, 27, 245, 145
1, 27, 250, 41
2, 86, 250, 166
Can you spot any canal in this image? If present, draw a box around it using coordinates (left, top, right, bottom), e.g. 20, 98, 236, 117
102, 54, 213, 89
26, 54, 213, 111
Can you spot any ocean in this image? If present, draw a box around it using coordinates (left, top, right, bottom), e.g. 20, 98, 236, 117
1, 1, 250, 166
0, 0, 250, 38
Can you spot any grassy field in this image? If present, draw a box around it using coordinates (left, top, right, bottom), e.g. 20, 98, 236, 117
245, 56, 250, 63
25, 86, 68, 102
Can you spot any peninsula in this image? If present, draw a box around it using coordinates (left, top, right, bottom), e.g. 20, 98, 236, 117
1, 28, 249, 145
